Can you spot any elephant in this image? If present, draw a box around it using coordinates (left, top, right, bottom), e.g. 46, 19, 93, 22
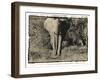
44, 17, 69, 58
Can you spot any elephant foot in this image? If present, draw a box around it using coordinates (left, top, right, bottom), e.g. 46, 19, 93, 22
50, 51, 58, 58
50, 54, 58, 58
56, 51, 61, 57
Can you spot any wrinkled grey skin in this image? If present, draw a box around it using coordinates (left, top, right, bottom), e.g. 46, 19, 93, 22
44, 18, 68, 58
44, 17, 87, 58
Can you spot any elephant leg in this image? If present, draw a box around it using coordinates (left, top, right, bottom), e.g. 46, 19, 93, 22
54, 33, 58, 55
50, 33, 58, 58
57, 35, 62, 56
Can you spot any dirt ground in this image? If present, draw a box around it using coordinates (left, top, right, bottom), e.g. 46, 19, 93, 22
28, 46, 88, 63
28, 16, 88, 63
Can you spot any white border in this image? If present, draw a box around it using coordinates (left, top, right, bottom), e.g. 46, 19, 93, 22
19, 6, 95, 74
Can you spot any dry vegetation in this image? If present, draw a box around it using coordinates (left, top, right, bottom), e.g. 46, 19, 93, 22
28, 15, 88, 63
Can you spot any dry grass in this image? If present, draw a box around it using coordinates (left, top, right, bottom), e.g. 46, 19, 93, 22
28, 16, 88, 63
28, 46, 88, 63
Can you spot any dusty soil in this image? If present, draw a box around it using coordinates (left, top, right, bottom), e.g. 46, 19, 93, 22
28, 16, 88, 63
28, 46, 88, 63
